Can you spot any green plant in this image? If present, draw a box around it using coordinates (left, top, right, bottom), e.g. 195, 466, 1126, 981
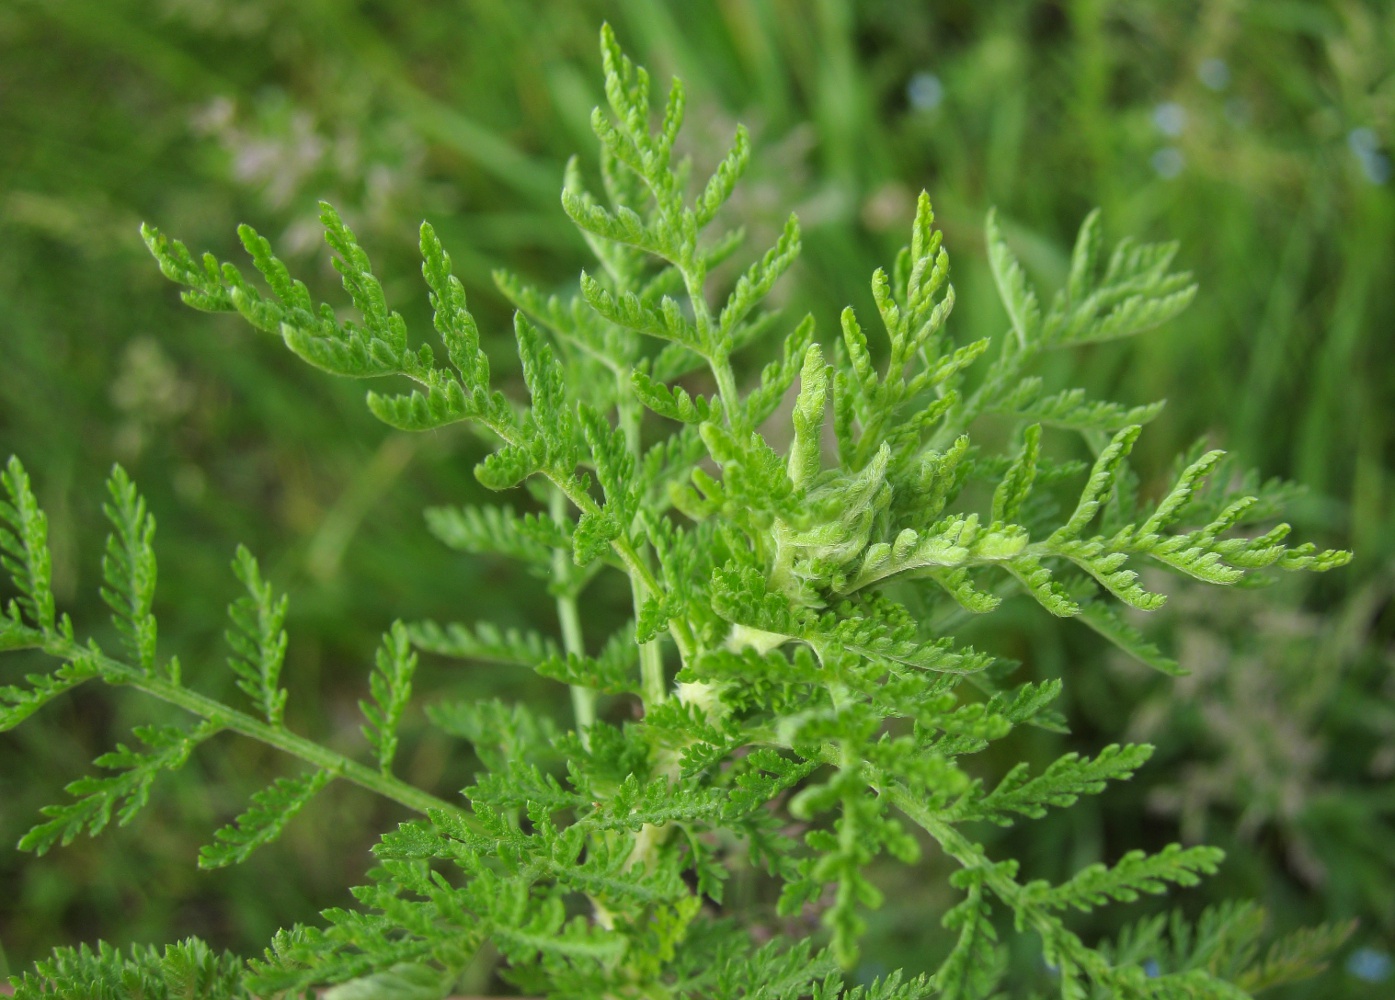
1, 25, 1357, 1000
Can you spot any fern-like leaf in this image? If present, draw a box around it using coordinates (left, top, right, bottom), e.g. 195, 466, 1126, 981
954, 743, 1154, 825
11, 938, 250, 1000
536, 623, 639, 695
19, 722, 219, 855
0, 656, 99, 732
226, 545, 290, 726
1, 455, 57, 634
360, 622, 418, 773
424, 503, 567, 570
405, 619, 558, 667
1233, 919, 1356, 993
199, 770, 331, 869
985, 209, 1041, 351
933, 878, 1005, 1000
1077, 599, 1182, 676
1025, 843, 1225, 912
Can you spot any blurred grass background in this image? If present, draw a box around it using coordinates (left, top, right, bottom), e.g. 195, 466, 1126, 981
0, 0, 1391, 995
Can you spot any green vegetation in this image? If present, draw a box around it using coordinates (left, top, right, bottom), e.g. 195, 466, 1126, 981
1, 3, 1390, 997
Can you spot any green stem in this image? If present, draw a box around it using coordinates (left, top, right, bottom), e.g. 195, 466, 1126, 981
614, 534, 696, 663
635, 583, 668, 708
551, 487, 595, 741
676, 259, 742, 430
616, 373, 643, 457
710, 353, 743, 432
559, 597, 593, 731
48, 640, 461, 818
615, 370, 671, 708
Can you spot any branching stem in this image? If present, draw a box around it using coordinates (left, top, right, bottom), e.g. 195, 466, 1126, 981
44, 638, 462, 819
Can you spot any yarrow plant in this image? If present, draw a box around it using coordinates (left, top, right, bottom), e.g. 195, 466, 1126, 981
1, 26, 1355, 1000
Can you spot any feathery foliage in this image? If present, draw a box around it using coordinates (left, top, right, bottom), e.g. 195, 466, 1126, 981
2, 25, 1354, 1000
8, 938, 250, 1000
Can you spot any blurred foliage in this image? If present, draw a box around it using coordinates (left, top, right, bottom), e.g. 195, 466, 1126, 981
0, 0, 1390, 995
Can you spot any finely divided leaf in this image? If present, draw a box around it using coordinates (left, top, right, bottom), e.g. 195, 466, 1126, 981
1026, 843, 1224, 912
991, 424, 1041, 525
845, 515, 1029, 594
1234, 920, 1356, 993
12, 939, 249, 1000
226, 546, 290, 725
142, 222, 235, 312
424, 503, 567, 570
993, 380, 1166, 433
1, 658, 99, 731
581, 274, 703, 353
1005, 555, 1081, 617
360, 623, 418, 773
318, 203, 409, 358
741, 315, 817, 430
0, 603, 44, 651
405, 619, 558, 667
718, 213, 801, 340
100, 466, 159, 674
789, 344, 830, 490
1, 455, 57, 634
367, 369, 475, 432
1043, 217, 1197, 348
425, 697, 559, 769
323, 962, 454, 1000
516, 313, 576, 463
199, 770, 331, 869
985, 209, 1040, 350
1053, 425, 1142, 541
1077, 600, 1182, 676
578, 403, 638, 530
695, 125, 751, 228
933, 881, 1005, 1000
536, 624, 639, 695
631, 370, 720, 424
562, 188, 672, 259
20, 722, 218, 855
420, 221, 489, 388
956, 743, 1154, 824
